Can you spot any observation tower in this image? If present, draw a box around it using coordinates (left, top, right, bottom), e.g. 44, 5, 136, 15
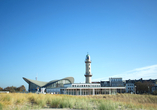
84, 54, 92, 83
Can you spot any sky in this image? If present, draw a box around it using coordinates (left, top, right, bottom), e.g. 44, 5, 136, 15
0, 0, 157, 90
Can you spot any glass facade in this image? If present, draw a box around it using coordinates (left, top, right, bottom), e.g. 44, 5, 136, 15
64, 88, 125, 95
29, 82, 39, 92
46, 79, 71, 88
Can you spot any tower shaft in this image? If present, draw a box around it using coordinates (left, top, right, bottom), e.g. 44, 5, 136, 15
84, 54, 92, 83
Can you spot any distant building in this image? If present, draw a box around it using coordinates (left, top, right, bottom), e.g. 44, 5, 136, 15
151, 85, 157, 93
125, 83, 135, 93
125, 78, 157, 84
101, 78, 124, 87
109, 78, 124, 87
100, 81, 110, 87
125, 78, 157, 93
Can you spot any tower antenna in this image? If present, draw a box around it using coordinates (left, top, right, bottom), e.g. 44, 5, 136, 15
36, 73, 38, 80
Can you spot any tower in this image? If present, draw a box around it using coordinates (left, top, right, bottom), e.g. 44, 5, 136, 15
84, 54, 92, 83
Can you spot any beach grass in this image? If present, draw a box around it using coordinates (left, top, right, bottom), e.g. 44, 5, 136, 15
0, 93, 157, 110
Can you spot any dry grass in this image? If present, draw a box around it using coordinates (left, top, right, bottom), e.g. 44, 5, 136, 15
0, 93, 157, 110
88, 93, 157, 109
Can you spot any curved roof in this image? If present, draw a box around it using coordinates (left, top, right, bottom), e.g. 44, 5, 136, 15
23, 77, 74, 87
44, 77, 74, 86
23, 77, 47, 87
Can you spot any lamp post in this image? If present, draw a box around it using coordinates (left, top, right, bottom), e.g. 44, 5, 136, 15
148, 86, 149, 94
135, 86, 136, 94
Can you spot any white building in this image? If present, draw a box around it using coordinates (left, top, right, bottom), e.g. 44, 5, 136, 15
60, 83, 125, 95
125, 83, 135, 93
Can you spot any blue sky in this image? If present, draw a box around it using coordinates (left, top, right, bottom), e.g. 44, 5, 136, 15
0, 0, 157, 90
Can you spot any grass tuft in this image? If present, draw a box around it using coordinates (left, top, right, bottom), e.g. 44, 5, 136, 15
0, 103, 3, 110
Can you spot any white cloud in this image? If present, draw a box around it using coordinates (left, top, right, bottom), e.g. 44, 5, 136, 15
92, 65, 157, 81
121, 65, 157, 80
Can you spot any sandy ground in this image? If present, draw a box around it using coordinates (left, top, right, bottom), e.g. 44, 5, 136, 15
32, 108, 81, 110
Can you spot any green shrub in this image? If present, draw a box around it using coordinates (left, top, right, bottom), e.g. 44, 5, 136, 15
50, 98, 60, 108
59, 99, 69, 108
98, 101, 117, 110
3, 95, 11, 101
153, 90, 157, 95
36, 99, 46, 107
0, 103, 3, 110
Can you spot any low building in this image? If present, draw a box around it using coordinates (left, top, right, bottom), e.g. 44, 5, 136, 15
61, 83, 125, 95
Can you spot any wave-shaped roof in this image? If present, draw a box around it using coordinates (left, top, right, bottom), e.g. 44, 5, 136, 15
23, 77, 74, 87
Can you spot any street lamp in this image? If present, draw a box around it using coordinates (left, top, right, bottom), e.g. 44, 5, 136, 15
135, 86, 136, 94
148, 86, 149, 94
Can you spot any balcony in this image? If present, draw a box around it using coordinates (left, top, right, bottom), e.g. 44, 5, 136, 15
84, 74, 92, 77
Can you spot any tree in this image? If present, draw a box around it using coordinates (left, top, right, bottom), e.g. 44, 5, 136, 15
3, 85, 26, 92
17, 85, 26, 92
4, 86, 16, 92
153, 90, 157, 95
0, 87, 3, 91
135, 81, 154, 94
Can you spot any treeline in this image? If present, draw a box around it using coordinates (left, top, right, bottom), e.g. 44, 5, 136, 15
135, 81, 154, 94
0, 85, 26, 92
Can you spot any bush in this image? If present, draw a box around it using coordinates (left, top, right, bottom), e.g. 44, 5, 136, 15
98, 101, 118, 110
50, 98, 60, 108
153, 90, 157, 95
0, 103, 3, 110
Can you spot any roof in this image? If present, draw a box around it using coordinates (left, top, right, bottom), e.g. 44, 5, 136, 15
23, 77, 47, 87
23, 77, 74, 87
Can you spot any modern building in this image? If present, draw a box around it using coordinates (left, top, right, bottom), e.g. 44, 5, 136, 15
23, 77, 74, 93
23, 54, 126, 95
